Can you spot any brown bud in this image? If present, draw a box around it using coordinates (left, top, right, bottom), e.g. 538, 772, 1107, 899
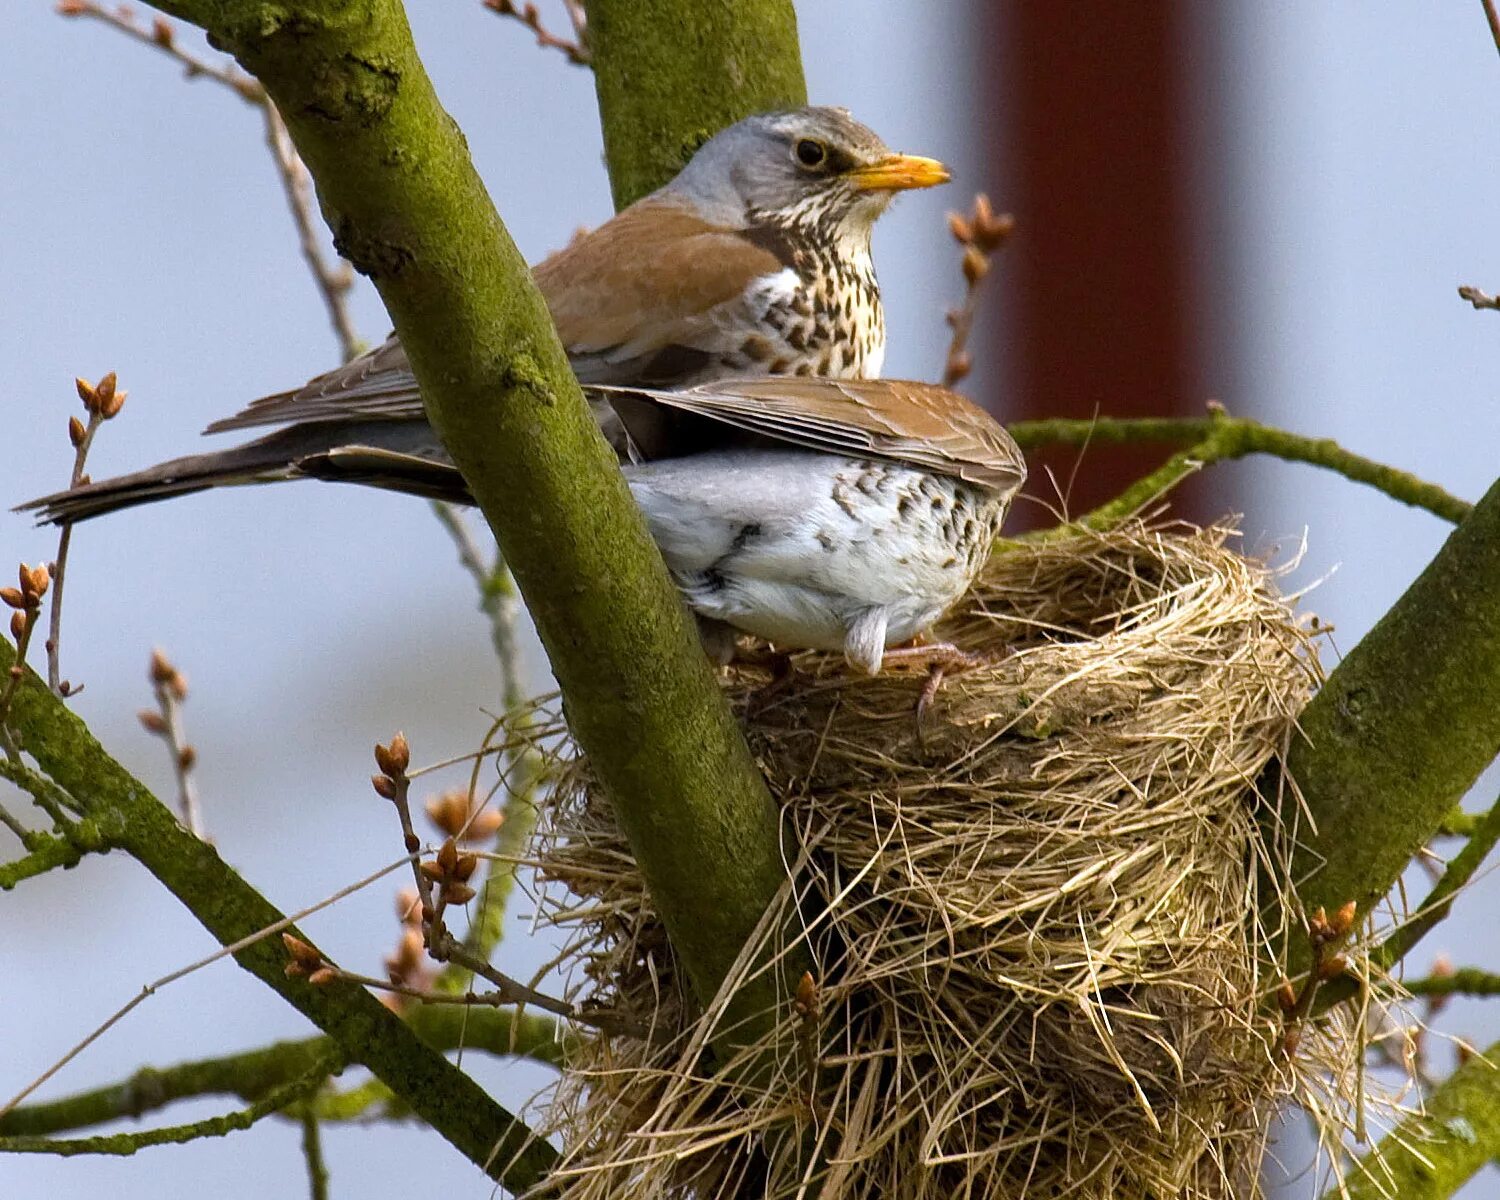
453, 853, 478, 883
149, 648, 176, 684
946, 351, 972, 383
151, 16, 173, 46
971, 193, 993, 228
56, 0, 88, 13
1276, 980, 1297, 1013
795, 970, 818, 1015
1432, 953, 1454, 978
395, 888, 422, 925
425, 790, 468, 837
58, 680, 73, 697
371, 773, 396, 800
138, 709, 168, 734
1317, 954, 1348, 982
177, 745, 197, 771
307, 967, 338, 987
1308, 906, 1330, 942
75, 377, 97, 410
436, 837, 459, 875
419, 859, 446, 883
100, 388, 127, 420
442, 881, 476, 905
68, 415, 87, 447
374, 733, 409, 778
25, 565, 49, 601
466, 807, 504, 841
961, 246, 989, 286
92, 372, 117, 415
282, 932, 321, 966
0, 588, 25, 611
76, 473, 90, 487
945, 212, 973, 245
1330, 899, 1358, 938
10, 611, 27, 640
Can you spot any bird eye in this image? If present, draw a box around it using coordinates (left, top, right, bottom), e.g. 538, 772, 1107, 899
794, 139, 828, 169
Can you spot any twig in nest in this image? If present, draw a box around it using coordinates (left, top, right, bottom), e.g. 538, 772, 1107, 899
481, 0, 590, 66
941, 194, 1014, 386
368, 733, 642, 1037
44, 373, 127, 699
138, 649, 204, 838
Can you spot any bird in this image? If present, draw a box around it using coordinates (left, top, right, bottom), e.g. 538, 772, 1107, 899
19, 107, 1020, 673
199, 104, 950, 449
21, 377, 1027, 675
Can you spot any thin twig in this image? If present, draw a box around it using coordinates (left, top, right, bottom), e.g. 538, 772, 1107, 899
1406, 966, 1500, 998
1008, 410, 1473, 526
481, 0, 591, 65
1481, 0, 1500, 62
0, 565, 52, 734
139, 650, 203, 838
0, 853, 412, 1120
0, 1051, 337, 1158
1458, 283, 1500, 311
261, 104, 362, 362
58, 4, 362, 363
940, 195, 1014, 387
57, 1, 264, 101
299, 1106, 330, 1200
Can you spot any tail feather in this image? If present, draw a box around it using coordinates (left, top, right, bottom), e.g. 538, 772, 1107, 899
16, 421, 465, 525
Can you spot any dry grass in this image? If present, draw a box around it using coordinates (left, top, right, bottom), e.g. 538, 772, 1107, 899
526, 522, 1337, 1199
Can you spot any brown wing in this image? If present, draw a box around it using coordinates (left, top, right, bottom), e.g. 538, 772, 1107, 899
595, 378, 1028, 495
534, 196, 787, 381
207, 198, 787, 434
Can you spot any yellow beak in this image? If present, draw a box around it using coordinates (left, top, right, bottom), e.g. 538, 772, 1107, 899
847, 153, 951, 192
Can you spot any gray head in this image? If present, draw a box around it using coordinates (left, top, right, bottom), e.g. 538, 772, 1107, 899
663, 107, 949, 237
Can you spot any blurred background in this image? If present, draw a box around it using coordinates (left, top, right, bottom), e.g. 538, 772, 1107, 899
3, 3, 1498, 1196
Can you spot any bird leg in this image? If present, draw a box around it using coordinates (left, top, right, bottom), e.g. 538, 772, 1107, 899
878, 639, 992, 732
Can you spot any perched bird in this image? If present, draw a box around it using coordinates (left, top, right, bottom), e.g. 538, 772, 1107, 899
22, 378, 1026, 674
21, 108, 1015, 673
207, 104, 950, 447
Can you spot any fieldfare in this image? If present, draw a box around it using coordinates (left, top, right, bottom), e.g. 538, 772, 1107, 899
23, 378, 1026, 674
208, 105, 949, 445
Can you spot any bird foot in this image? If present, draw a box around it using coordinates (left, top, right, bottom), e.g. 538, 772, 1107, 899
878, 641, 993, 742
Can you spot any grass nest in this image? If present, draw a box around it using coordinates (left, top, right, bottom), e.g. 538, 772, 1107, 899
529, 521, 1326, 1200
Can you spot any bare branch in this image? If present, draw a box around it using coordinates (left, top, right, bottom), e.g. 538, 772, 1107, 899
940, 194, 1014, 387
1458, 283, 1500, 311
481, 0, 590, 66
139, 649, 204, 837
57, 1, 264, 101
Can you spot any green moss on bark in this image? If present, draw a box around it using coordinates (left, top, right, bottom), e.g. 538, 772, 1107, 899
584, 0, 807, 206
1283, 476, 1500, 976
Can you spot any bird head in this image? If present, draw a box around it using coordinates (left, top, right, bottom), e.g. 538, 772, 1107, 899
665, 107, 950, 242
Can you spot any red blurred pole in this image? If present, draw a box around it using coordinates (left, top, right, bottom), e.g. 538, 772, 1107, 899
985, 2, 1209, 523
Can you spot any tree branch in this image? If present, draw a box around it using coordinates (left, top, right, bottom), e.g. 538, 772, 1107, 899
1282, 477, 1500, 979
0, 1010, 566, 1138
1327, 1037, 1500, 1200
0, 642, 556, 1189
583, 0, 807, 206
135, 0, 801, 1060
1007, 413, 1472, 525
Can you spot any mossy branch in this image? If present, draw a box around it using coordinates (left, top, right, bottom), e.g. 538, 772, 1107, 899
1326, 1038, 1500, 1200
135, 0, 802, 1056
584, 0, 807, 206
0, 642, 556, 1189
0, 1049, 339, 1158
1007, 413, 1472, 525
1, 1010, 566, 1138
1282, 476, 1500, 979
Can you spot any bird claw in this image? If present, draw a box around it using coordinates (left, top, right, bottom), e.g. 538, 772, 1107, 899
877, 641, 991, 747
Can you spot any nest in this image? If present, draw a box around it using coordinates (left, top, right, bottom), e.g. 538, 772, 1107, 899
529, 522, 1327, 1200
